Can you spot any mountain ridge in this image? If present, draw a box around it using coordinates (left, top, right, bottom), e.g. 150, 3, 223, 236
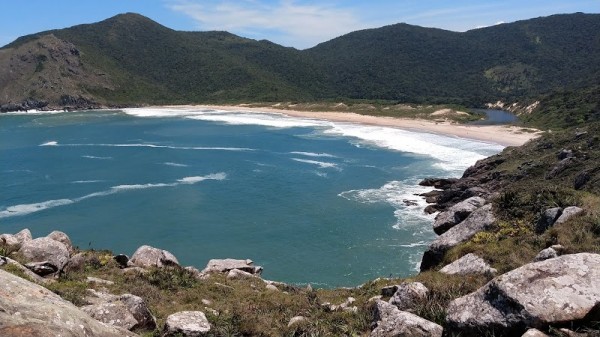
1, 12, 599, 121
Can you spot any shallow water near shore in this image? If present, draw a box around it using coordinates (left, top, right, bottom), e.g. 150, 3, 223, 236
0, 108, 503, 287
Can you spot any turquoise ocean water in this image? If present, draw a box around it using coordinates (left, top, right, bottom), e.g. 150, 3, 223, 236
0, 108, 503, 287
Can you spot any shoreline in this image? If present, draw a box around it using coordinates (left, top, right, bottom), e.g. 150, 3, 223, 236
152, 104, 541, 147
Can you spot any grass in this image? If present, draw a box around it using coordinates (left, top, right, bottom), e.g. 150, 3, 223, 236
241, 101, 484, 124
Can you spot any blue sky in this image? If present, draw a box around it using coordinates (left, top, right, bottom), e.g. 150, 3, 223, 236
1, 0, 598, 49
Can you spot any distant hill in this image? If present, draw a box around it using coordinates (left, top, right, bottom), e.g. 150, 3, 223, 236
1, 12, 599, 114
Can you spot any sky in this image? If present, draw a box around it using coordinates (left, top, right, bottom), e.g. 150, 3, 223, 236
1, 0, 599, 49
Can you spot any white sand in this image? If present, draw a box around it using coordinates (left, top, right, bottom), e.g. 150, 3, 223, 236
154, 104, 541, 147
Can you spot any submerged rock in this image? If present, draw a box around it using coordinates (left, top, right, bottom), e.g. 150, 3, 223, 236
446, 253, 600, 336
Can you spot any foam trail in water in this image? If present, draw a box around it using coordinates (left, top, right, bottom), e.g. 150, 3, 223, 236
289, 151, 337, 158
0, 199, 74, 218
82, 155, 112, 160
163, 162, 188, 167
41, 142, 253, 152
291, 158, 340, 170
0, 173, 227, 219
40, 141, 58, 146
71, 180, 104, 184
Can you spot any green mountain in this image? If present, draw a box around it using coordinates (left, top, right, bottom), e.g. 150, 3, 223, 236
1, 12, 599, 116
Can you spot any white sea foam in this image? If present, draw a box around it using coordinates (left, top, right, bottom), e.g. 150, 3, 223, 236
122, 107, 503, 175
291, 158, 339, 169
323, 123, 503, 175
82, 155, 112, 160
290, 151, 337, 158
71, 180, 104, 184
163, 162, 188, 167
44, 142, 253, 152
0, 173, 227, 219
40, 141, 58, 146
339, 179, 435, 229
178, 173, 227, 184
0, 199, 74, 218
187, 112, 325, 128
3, 110, 63, 116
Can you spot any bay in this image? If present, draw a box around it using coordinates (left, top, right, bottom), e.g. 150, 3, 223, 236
0, 108, 502, 287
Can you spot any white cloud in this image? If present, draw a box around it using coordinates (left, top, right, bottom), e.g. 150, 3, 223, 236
166, 0, 369, 49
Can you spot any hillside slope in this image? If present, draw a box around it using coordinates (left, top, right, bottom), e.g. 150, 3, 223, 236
1, 12, 599, 112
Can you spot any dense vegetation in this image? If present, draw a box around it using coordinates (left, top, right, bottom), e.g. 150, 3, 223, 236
2, 12, 599, 111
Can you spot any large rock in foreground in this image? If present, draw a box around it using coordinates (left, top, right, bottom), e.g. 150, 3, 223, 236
0, 269, 137, 337
421, 204, 496, 271
370, 300, 443, 337
130, 245, 179, 268
18, 237, 70, 272
446, 253, 600, 336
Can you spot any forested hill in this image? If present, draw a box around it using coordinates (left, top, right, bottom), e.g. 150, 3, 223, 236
1, 12, 599, 111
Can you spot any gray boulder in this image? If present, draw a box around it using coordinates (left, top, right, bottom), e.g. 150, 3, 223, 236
0, 269, 137, 337
421, 204, 496, 271
533, 247, 559, 262
19, 237, 70, 272
433, 196, 486, 235
370, 300, 443, 337
0, 234, 21, 254
83, 291, 156, 331
14, 228, 33, 243
226, 268, 258, 280
555, 206, 584, 224
389, 282, 428, 311
47, 230, 74, 253
82, 302, 139, 331
162, 311, 211, 337
202, 258, 263, 275
65, 252, 87, 273
446, 253, 600, 336
440, 253, 497, 276
535, 207, 562, 233
0, 228, 32, 254
130, 245, 179, 268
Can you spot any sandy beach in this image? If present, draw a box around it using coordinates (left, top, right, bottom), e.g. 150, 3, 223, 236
155, 104, 541, 147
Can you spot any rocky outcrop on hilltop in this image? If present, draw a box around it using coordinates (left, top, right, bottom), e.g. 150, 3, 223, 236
0, 34, 112, 112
